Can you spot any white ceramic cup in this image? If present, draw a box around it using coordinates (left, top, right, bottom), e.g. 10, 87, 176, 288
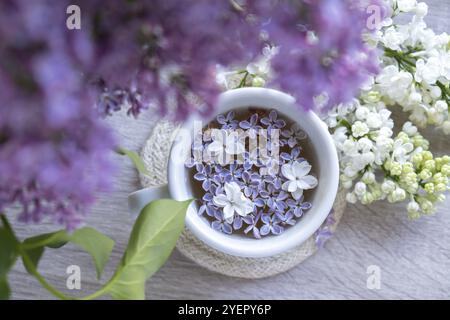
128, 87, 339, 258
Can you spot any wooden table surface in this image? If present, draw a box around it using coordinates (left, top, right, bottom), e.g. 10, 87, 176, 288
8, 0, 450, 300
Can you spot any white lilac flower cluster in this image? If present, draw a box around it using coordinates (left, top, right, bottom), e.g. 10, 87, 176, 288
186, 110, 319, 238
325, 96, 394, 191
326, 88, 450, 218
216, 45, 279, 90
373, 0, 450, 133
321, 1, 450, 219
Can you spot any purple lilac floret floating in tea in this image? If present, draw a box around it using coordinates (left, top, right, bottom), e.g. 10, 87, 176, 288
185, 109, 318, 239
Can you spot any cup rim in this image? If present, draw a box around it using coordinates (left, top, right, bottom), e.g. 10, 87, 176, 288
168, 87, 339, 258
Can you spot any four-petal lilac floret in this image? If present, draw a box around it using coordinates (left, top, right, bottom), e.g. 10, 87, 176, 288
218, 162, 244, 183
286, 196, 312, 218
193, 164, 218, 191
280, 147, 304, 163
211, 211, 233, 235
277, 210, 296, 226
260, 214, 284, 236
281, 124, 307, 148
266, 190, 289, 213
217, 111, 239, 129
244, 213, 262, 239
261, 110, 286, 130
238, 171, 262, 198
239, 113, 261, 139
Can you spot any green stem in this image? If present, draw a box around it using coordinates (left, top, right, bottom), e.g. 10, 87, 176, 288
236, 71, 249, 88
384, 47, 417, 73
384, 47, 417, 66
380, 164, 400, 184
20, 247, 73, 300
338, 118, 352, 131
115, 147, 149, 175
78, 266, 123, 300
0, 214, 121, 300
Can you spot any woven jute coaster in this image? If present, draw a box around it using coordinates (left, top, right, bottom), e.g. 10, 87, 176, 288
139, 120, 346, 279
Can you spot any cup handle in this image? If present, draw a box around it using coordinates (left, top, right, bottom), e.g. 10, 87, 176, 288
128, 185, 170, 217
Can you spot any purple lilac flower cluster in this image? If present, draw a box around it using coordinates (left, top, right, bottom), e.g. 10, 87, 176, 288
88, 0, 263, 120
187, 110, 315, 238
248, 0, 382, 111
0, 1, 116, 229
2, 1, 382, 120
94, 0, 382, 118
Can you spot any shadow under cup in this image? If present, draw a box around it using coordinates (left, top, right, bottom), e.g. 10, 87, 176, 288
168, 87, 339, 258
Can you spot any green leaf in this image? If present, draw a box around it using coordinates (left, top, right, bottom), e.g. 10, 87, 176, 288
23, 230, 69, 249
21, 230, 70, 273
107, 199, 192, 300
23, 247, 44, 274
0, 227, 18, 276
116, 147, 149, 176
21, 228, 114, 280
70, 227, 115, 279
0, 276, 10, 300
0, 222, 19, 300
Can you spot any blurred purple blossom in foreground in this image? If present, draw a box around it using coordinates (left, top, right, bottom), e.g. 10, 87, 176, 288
249, 0, 381, 110
0, 1, 117, 228
94, 0, 381, 116
0, 0, 380, 228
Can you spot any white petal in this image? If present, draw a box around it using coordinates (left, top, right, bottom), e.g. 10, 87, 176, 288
403, 142, 414, 153
224, 182, 241, 201
223, 204, 235, 221
213, 194, 229, 207
225, 143, 238, 155
208, 141, 224, 153
225, 132, 245, 155
246, 62, 259, 75
292, 188, 304, 200
281, 164, 295, 180
293, 161, 311, 178
242, 203, 254, 215
229, 181, 241, 190
211, 129, 225, 142
234, 204, 244, 216
297, 175, 318, 189
393, 139, 402, 148
223, 185, 233, 201
282, 181, 291, 191
288, 181, 298, 193
238, 197, 254, 216
235, 142, 245, 155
